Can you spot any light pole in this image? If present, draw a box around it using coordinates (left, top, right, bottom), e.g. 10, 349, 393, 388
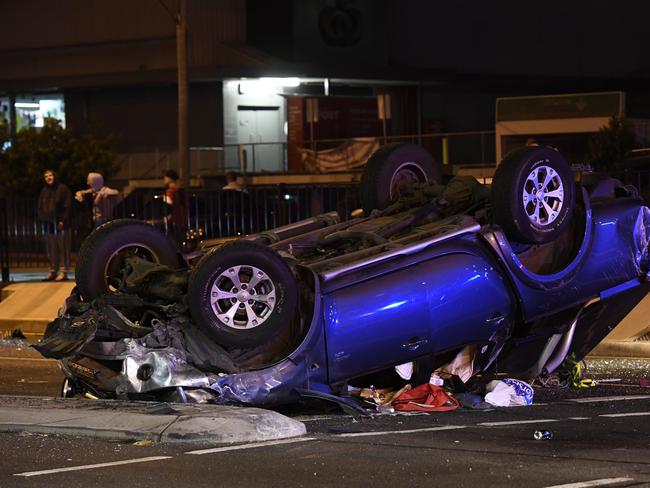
176, 0, 190, 196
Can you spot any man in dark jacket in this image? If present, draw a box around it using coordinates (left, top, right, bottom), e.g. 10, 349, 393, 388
37, 169, 72, 281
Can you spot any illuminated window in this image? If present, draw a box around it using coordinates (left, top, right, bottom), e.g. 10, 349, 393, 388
0, 94, 66, 131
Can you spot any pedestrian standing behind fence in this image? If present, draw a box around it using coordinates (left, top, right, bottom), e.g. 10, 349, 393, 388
162, 169, 187, 241
37, 169, 72, 281
222, 171, 246, 192
75, 172, 119, 227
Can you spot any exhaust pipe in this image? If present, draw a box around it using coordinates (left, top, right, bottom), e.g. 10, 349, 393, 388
541, 317, 578, 376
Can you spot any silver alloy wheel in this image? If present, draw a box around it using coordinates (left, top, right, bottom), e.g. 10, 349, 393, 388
388, 162, 427, 199
209, 265, 276, 330
522, 165, 565, 226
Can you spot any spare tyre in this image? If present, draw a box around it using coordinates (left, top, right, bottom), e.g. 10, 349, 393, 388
75, 219, 180, 300
492, 146, 575, 244
360, 143, 442, 213
188, 240, 298, 348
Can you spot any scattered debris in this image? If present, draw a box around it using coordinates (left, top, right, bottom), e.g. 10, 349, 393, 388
537, 356, 598, 389
392, 383, 460, 412
434, 345, 477, 383
11, 328, 26, 339
429, 373, 444, 386
533, 430, 553, 440
454, 393, 493, 410
485, 378, 534, 407
132, 439, 154, 446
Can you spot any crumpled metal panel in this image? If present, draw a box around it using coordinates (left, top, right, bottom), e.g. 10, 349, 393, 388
120, 340, 211, 393
212, 359, 306, 406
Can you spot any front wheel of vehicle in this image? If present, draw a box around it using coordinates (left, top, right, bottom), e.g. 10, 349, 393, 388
492, 146, 576, 244
75, 219, 180, 300
188, 241, 298, 348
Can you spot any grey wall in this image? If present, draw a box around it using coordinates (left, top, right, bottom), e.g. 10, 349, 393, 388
66, 83, 223, 153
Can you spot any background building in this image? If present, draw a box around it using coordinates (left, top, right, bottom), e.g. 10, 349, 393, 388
2, 0, 650, 180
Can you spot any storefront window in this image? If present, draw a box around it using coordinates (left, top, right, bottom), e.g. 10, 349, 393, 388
0, 94, 66, 131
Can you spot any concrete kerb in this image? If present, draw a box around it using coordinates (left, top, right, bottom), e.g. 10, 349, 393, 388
0, 396, 306, 444
589, 340, 650, 359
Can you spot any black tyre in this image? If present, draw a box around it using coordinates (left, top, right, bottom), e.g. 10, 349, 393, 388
75, 219, 180, 300
492, 146, 575, 244
188, 240, 298, 348
360, 143, 441, 213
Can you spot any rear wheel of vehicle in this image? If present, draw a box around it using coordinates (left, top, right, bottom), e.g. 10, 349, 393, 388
188, 241, 298, 348
360, 143, 441, 213
492, 146, 575, 244
75, 219, 180, 300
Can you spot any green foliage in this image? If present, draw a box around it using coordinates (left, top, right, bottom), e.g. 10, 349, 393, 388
0, 118, 117, 196
588, 115, 638, 171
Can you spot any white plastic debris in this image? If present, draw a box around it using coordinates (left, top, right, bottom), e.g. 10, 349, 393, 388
484, 378, 534, 407
429, 373, 444, 386
395, 361, 414, 380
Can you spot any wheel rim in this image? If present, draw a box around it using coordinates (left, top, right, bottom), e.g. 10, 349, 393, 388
388, 162, 427, 200
61, 378, 75, 398
522, 165, 565, 226
104, 243, 157, 291
209, 265, 277, 330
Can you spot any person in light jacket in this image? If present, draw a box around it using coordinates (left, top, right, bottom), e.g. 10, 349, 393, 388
75, 172, 119, 227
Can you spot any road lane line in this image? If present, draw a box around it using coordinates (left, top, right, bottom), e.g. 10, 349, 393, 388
600, 411, 650, 418
567, 417, 591, 420
13, 456, 172, 477
185, 437, 316, 455
336, 425, 466, 438
0, 356, 58, 362
542, 477, 634, 488
567, 395, 650, 403
293, 415, 348, 422
477, 419, 559, 427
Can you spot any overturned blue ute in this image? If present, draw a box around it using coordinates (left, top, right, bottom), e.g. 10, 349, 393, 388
37, 145, 650, 407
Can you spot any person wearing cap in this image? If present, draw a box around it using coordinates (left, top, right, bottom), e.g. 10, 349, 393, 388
37, 169, 72, 281
75, 172, 119, 227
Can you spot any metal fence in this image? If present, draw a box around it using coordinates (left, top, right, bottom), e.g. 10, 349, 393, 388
2, 168, 648, 274
1, 184, 361, 270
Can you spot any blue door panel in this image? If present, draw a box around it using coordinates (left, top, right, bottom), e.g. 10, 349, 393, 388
324, 252, 515, 383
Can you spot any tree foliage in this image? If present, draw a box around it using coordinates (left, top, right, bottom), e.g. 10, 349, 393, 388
588, 115, 638, 171
0, 118, 117, 196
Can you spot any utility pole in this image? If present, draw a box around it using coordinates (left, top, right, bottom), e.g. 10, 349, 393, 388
176, 0, 190, 195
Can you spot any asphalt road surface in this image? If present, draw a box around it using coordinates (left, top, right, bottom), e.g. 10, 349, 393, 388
1, 396, 650, 487
2, 340, 650, 487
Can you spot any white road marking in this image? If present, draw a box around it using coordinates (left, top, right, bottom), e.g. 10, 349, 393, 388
0, 356, 58, 362
477, 419, 559, 427
567, 417, 591, 420
293, 415, 347, 422
336, 425, 466, 438
13, 456, 172, 477
600, 411, 650, 418
542, 477, 634, 488
566, 395, 650, 403
185, 437, 316, 455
